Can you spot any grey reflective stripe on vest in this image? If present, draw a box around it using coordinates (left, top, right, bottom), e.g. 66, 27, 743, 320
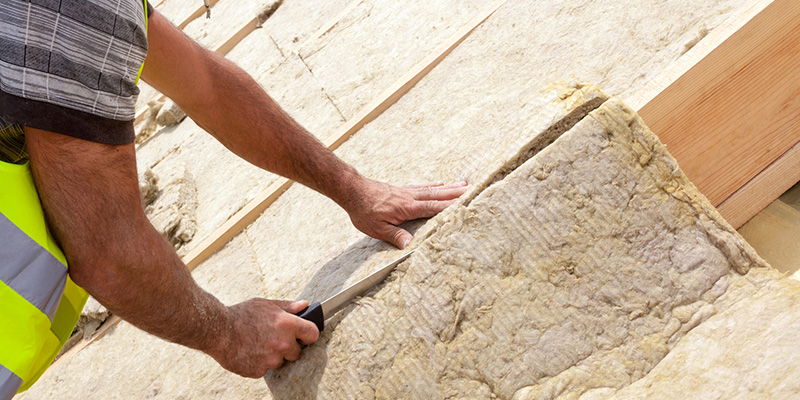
0, 213, 67, 321
0, 364, 22, 400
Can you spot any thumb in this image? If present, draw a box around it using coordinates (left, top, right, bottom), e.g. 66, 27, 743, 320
386, 226, 413, 249
274, 299, 308, 314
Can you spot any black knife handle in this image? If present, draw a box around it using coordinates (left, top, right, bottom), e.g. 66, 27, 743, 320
295, 302, 324, 332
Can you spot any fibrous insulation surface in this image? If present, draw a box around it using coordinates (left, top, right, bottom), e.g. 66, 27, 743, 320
266, 94, 800, 399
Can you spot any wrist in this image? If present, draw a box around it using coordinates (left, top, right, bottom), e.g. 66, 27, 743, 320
327, 167, 369, 211
202, 304, 234, 359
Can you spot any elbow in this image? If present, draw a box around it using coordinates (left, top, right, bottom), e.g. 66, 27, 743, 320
63, 234, 136, 305
66, 247, 118, 299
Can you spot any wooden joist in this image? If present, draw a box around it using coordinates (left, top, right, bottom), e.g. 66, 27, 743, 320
633, 0, 800, 226
176, 0, 219, 30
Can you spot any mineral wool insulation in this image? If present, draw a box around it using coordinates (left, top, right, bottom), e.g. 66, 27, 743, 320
266, 87, 800, 399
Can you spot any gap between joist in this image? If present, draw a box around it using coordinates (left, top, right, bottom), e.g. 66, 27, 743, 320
718, 139, 800, 229
53, 0, 507, 366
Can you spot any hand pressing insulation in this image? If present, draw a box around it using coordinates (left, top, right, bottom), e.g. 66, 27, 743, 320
345, 180, 469, 249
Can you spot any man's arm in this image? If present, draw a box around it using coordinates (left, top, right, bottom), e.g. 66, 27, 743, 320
141, 11, 468, 249
25, 128, 318, 376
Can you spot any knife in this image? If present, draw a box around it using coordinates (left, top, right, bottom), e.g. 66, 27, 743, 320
295, 250, 414, 332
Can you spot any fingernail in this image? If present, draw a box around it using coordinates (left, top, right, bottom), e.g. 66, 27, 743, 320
402, 238, 412, 249
459, 181, 468, 186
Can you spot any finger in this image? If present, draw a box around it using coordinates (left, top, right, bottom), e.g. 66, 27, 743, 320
411, 199, 458, 219
383, 225, 413, 249
439, 181, 469, 189
412, 184, 469, 201
274, 300, 309, 314
295, 317, 320, 345
404, 181, 444, 189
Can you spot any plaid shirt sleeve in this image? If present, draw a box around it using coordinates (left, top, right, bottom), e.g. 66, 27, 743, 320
0, 0, 152, 145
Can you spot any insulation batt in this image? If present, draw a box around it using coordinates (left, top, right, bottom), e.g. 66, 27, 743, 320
266, 92, 800, 399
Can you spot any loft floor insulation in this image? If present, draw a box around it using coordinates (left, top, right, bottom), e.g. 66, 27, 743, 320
267, 87, 800, 399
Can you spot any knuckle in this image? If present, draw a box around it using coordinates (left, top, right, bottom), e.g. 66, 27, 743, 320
275, 315, 294, 331
425, 200, 439, 213
278, 340, 295, 355
270, 335, 288, 351
304, 323, 321, 342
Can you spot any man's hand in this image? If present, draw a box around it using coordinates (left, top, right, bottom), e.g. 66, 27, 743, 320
345, 180, 469, 249
210, 299, 319, 377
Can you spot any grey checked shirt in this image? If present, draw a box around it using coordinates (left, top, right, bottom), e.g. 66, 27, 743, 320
0, 0, 151, 146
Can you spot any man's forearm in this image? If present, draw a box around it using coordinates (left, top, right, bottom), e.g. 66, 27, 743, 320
140, 11, 469, 250
140, 12, 363, 209
25, 128, 229, 354
81, 219, 230, 354
189, 55, 363, 208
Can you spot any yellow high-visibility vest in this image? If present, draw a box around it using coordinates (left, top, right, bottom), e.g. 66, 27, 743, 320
0, 160, 89, 396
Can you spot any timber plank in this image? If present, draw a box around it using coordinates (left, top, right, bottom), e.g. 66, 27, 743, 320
718, 140, 800, 228
636, 0, 800, 208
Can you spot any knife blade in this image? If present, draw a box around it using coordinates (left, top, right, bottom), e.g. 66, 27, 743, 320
295, 250, 414, 332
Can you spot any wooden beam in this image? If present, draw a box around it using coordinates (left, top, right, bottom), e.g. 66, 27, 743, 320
627, 0, 775, 111
55, 0, 507, 365
718, 140, 800, 228
213, 17, 262, 56
323, 0, 507, 148
634, 0, 800, 209
176, 0, 219, 30
183, 177, 292, 269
